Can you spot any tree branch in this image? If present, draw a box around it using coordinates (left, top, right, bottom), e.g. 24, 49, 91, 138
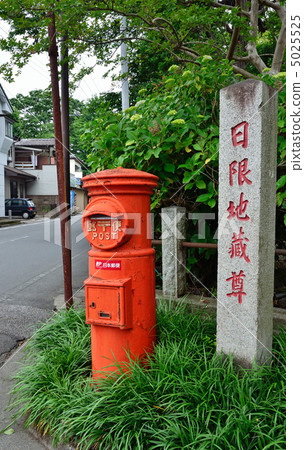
152, 17, 180, 44
259, 0, 282, 13
179, 46, 200, 58
246, 0, 267, 72
209, 1, 250, 17
233, 55, 250, 61
227, 27, 240, 61
270, 5, 286, 74
232, 65, 260, 79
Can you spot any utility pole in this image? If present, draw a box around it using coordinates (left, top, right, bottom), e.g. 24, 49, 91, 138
61, 32, 73, 307
121, 16, 129, 112
48, 12, 73, 310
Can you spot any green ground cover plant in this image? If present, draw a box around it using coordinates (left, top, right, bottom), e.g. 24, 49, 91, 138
10, 302, 285, 449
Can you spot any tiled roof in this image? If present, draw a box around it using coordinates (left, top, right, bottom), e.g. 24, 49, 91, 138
15, 138, 55, 147
4, 165, 37, 179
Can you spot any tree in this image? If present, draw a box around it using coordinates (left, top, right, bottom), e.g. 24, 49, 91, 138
11, 90, 54, 139
10, 89, 86, 146
0, 1, 285, 89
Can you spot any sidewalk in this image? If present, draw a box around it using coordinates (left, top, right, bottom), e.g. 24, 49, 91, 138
0, 290, 85, 450
0, 215, 45, 228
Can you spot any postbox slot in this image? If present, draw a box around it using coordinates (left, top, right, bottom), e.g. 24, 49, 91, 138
84, 277, 132, 329
89, 214, 124, 220
99, 311, 111, 319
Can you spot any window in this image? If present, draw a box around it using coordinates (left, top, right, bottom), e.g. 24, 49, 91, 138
19, 184, 24, 198
11, 199, 21, 206
5, 120, 13, 138
10, 180, 18, 198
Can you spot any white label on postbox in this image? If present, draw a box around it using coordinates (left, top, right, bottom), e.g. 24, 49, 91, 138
95, 260, 121, 270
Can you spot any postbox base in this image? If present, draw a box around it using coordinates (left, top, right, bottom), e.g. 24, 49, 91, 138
86, 251, 156, 378
90, 324, 156, 378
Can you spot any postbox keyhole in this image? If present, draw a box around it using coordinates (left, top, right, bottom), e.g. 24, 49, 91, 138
99, 311, 111, 319
90, 302, 96, 309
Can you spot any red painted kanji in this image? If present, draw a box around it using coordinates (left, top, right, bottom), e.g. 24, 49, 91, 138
228, 227, 250, 263
226, 270, 247, 304
231, 121, 249, 148
227, 192, 250, 221
229, 158, 252, 186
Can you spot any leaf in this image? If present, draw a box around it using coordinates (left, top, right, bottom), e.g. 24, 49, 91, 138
205, 158, 211, 165
193, 143, 203, 151
208, 199, 216, 208
196, 193, 212, 202
164, 163, 175, 173
196, 179, 206, 189
4, 429, 14, 435
207, 181, 214, 193
154, 147, 162, 158
276, 175, 286, 190
125, 140, 135, 146
178, 161, 193, 170
126, 130, 137, 141
184, 182, 194, 190
185, 146, 192, 153
144, 149, 154, 160
183, 171, 194, 183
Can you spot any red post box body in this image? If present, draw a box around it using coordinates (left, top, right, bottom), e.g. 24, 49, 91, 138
82, 168, 158, 377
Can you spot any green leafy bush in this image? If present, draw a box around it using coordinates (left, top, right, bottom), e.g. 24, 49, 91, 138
82, 60, 286, 218
83, 57, 236, 210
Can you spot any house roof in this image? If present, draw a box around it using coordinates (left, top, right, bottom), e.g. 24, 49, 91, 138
14, 139, 84, 166
0, 83, 14, 115
70, 153, 84, 166
15, 138, 55, 148
5, 165, 37, 180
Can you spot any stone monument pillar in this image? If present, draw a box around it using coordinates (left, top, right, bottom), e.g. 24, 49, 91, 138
216, 79, 278, 367
161, 206, 186, 298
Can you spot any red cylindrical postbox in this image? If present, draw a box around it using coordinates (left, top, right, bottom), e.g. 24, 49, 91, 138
82, 168, 158, 377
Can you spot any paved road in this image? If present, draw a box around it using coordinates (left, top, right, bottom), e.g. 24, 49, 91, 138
0, 215, 90, 364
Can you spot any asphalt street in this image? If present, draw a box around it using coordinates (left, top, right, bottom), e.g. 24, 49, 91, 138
0, 214, 90, 364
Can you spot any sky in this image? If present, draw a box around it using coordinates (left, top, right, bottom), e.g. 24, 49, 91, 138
0, 20, 120, 102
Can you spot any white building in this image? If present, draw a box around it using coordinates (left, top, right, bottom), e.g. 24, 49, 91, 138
7, 138, 87, 213
0, 84, 14, 217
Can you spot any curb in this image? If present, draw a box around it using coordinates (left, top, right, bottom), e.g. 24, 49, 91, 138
28, 426, 75, 450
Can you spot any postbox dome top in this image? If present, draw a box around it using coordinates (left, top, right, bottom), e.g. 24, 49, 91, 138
82, 167, 159, 183
82, 167, 158, 196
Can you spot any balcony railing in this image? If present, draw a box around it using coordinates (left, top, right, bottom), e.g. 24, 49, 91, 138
14, 162, 35, 169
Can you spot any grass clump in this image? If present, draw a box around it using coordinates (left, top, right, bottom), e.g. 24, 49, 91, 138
10, 301, 285, 449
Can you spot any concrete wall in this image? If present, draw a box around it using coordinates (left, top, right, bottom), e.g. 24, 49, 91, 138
27, 194, 59, 215
25, 165, 58, 196
0, 153, 5, 217
0, 116, 13, 217
0, 118, 13, 155
70, 159, 83, 182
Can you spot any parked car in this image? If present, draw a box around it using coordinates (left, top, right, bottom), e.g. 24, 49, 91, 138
5, 198, 37, 219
